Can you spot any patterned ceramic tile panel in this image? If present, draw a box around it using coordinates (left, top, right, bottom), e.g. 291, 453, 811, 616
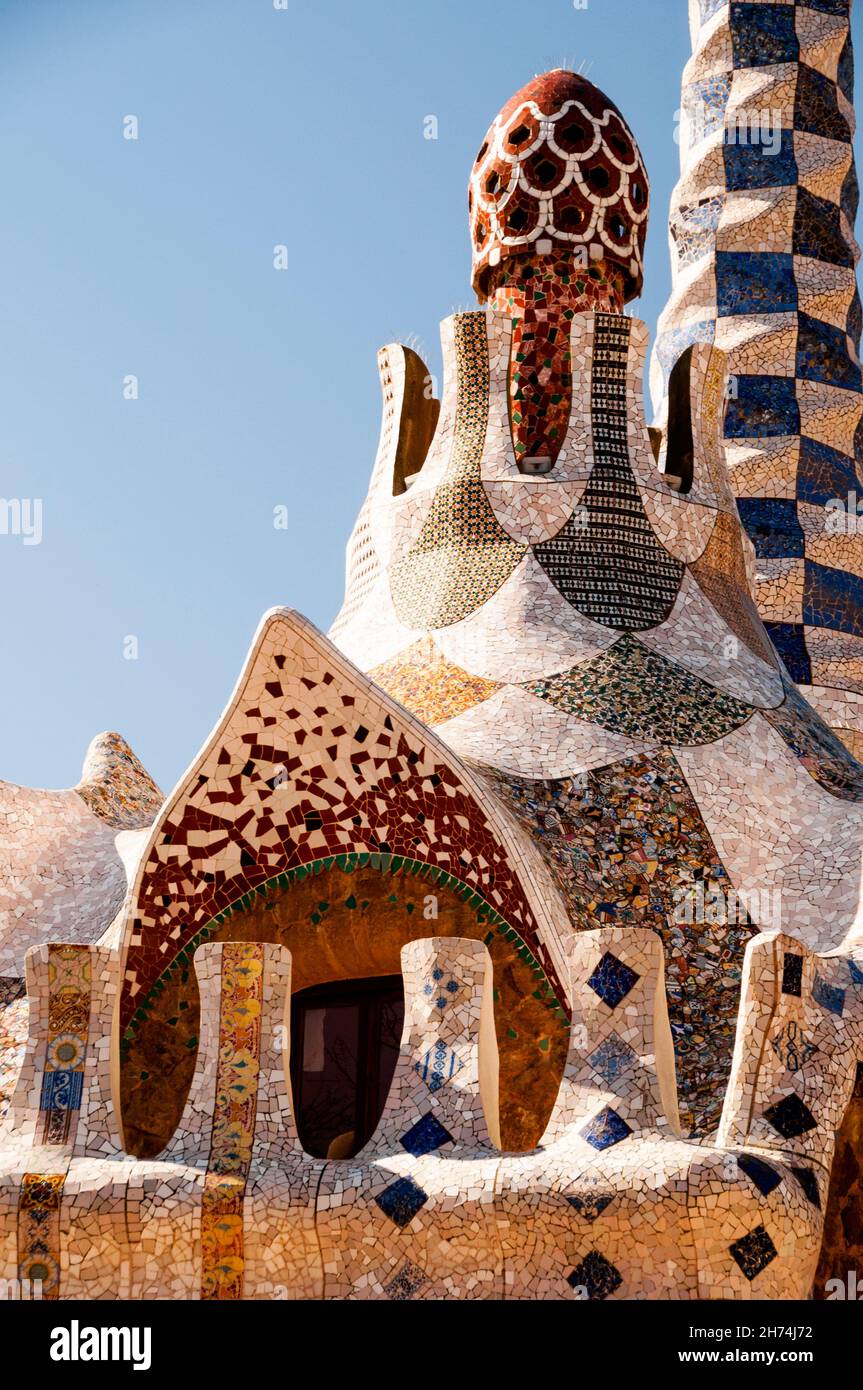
388, 314, 526, 629
0, 945, 116, 1301
524, 634, 754, 745
0, 983, 26, 1125
484, 753, 759, 1136
534, 316, 686, 629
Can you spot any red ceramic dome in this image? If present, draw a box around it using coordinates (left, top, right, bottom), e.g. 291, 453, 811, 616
469, 70, 649, 302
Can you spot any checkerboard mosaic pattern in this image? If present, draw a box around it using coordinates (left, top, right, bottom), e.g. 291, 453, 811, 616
652, 0, 863, 712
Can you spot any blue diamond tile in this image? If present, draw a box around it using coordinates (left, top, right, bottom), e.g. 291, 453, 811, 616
568, 1250, 622, 1300
737, 1153, 782, 1198
587, 952, 639, 1009
587, 1032, 638, 1084
813, 972, 845, 1017
580, 1106, 633, 1152
790, 1167, 821, 1210
849, 960, 863, 987
729, 1225, 778, 1282
764, 1092, 817, 1140
375, 1176, 429, 1228
400, 1113, 454, 1158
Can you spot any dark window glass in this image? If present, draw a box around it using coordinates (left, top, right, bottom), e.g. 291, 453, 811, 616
290, 975, 404, 1158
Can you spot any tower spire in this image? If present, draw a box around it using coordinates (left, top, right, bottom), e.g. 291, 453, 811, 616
651, 0, 863, 749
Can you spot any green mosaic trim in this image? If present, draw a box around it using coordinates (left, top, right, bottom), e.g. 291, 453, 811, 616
120, 852, 569, 1053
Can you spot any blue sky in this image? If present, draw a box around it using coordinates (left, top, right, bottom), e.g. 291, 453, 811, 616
0, 0, 860, 794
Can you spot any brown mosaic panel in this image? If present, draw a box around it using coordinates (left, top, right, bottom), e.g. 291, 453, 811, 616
369, 637, 500, 726
489, 252, 624, 466
690, 511, 782, 668
483, 751, 759, 1136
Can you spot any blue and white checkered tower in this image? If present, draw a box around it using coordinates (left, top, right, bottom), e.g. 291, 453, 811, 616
651, 0, 863, 751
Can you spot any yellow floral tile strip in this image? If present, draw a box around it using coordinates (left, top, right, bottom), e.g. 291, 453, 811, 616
200, 943, 264, 1301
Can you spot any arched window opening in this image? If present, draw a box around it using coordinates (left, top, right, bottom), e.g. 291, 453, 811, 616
290, 975, 404, 1158
663, 346, 696, 494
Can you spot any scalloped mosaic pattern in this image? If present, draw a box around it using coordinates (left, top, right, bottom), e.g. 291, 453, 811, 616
763, 671, 863, 800
469, 69, 649, 302
691, 513, 787, 669
369, 637, 500, 726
